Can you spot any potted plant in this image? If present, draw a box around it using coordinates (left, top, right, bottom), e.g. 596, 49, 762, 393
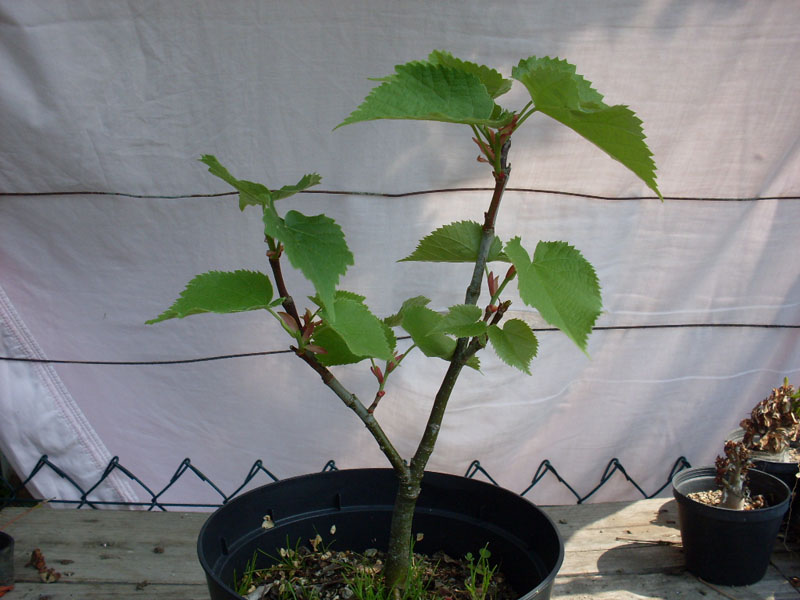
729, 378, 800, 498
149, 51, 661, 599
672, 440, 791, 586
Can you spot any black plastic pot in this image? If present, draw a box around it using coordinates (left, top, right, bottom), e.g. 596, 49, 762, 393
0, 531, 13, 586
198, 469, 564, 600
672, 466, 790, 586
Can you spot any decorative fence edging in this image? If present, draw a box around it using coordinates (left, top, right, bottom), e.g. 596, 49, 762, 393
0, 455, 691, 511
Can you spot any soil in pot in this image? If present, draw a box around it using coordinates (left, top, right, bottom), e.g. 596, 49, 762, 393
235, 542, 519, 600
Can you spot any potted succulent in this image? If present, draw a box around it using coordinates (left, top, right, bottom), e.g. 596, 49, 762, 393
672, 440, 791, 585
729, 378, 800, 498
149, 51, 661, 599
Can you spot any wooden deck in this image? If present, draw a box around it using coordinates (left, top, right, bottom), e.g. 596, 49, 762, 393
0, 498, 797, 599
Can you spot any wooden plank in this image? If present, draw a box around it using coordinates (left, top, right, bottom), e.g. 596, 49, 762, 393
554, 569, 799, 600
6, 581, 210, 599
2, 501, 796, 599
3, 507, 208, 585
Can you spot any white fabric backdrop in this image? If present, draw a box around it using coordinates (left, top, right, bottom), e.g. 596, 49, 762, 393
1, 1, 799, 507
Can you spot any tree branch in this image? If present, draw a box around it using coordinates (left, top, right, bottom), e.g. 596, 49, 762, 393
410, 139, 512, 479
265, 235, 409, 478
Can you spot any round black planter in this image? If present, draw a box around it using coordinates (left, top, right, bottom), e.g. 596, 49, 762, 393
198, 469, 564, 600
672, 466, 790, 586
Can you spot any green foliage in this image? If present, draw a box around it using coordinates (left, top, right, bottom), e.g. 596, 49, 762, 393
426, 50, 512, 99
400, 221, 506, 263
436, 304, 486, 338
464, 545, 498, 600
401, 305, 480, 370
336, 61, 511, 129
153, 51, 661, 595
200, 155, 321, 210
504, 238, 601, 353
383, 296, 431, 328
511, 56, 661, 198
200, 154, 349, 319
146, 270, 273, 324
266, 208, 354, 319
316, 292, 395, 363
487, 319, 538, 374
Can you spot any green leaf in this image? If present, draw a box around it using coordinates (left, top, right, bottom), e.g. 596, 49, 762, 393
400, 305, 481, 371
320, 294, 394, 361
383, 296, 431, 328
271, 173, 323, 202
488, 319, 538, 374
436, 304, 487, 338
336, 61, 509, 129
505, 237, 601, 352
264, 208, 354, 319
511, 56, 661, 198
400, 221, 507, 263
146, 270, 273, 324
200, 155, 321, 210
401, 306, 454, 360
427, 50, 512, 99
200, 155, 272, 210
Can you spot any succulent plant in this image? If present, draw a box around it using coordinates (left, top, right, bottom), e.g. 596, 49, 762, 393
741, 377, 800, 455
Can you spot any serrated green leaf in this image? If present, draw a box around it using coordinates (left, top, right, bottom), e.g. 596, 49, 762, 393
400, 221, 507, 263
505, 237, 601, 352
271, 173, 323, 202
200, 155, 272, 210
427, 50, 512, 99
400, 306, 482, 372
511, 56, 661, 198
263, 208, 354, 320
383, 296, 431, 328
488, 319, 538, 375
321, 295, 393, 361
436, 304, 487, 337
336, 61, 508, 129
200, 155, 321, 209
311, 325, 365, 366
402, 306, 452, 359
146, 270, 273, 324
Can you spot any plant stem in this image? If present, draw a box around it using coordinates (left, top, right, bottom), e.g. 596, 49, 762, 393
265, 237, 409, 478
382, 140, 513, 592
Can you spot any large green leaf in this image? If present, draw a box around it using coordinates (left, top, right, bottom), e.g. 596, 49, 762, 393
320, 293, 394, 361
488, 319, 538, 375
511, 56, 661, 198
262, 208, 354, 319
146, 270, 273, 324
383, 296, 431, 328
436, 304, 487, 338
400, 221, 507, 263
401, 305, 480, 370
336, 61, 510, 129
505, 237, 601, 352
427, 50, 512, 99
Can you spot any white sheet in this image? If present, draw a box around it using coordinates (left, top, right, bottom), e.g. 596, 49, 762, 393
1, 1, 799, 507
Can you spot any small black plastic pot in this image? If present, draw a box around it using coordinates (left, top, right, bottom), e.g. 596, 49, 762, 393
198, 469, 564, 600
0, 531, 13, 586
672, 466, 790, 586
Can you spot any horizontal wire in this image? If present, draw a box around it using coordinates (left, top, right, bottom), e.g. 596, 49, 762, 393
1, 189, 798, 202
0, 323, 797, 366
